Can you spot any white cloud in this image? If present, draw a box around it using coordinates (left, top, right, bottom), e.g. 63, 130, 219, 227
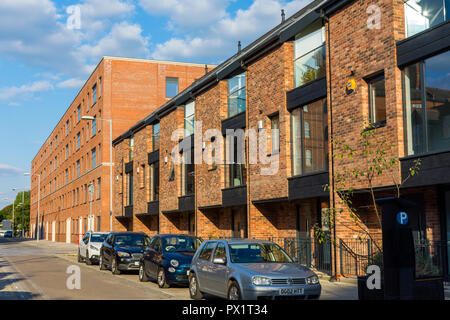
0, 81, 53, 101
139, 0, 230, 29
152, 0, 312, 61
0, 164, 24, 177
57, 78, 86, 89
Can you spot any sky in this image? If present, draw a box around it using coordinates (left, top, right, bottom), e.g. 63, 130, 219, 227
0, 0, 312, 208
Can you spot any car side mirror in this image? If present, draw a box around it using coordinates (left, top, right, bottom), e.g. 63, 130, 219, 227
213, 257, 226, 265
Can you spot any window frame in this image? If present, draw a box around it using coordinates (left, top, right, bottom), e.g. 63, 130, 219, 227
367, 73, 387, 126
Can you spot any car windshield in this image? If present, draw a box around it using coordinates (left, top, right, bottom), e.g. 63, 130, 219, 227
115, 234, 147, 247
229, 243, 293, 263
90, 234, 107, 243
162, 236, 202, 252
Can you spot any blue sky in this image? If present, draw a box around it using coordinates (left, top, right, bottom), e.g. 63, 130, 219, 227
0, 0, 311, 207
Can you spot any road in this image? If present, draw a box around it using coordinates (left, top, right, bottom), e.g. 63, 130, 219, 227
0, 238, 358, 300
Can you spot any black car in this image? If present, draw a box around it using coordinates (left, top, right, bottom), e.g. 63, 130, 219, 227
99, 232, 151, 275
139, 234, 202, 288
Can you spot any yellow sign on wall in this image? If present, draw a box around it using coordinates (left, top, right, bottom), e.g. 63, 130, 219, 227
346, 78, 356, 95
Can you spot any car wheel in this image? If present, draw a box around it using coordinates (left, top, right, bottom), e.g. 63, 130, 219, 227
157, 268, 169, 288
111, 257, 121, 275
139, 263, 148, 282
189, 273, 203, 300
228, 281, 242, 300
77, 249, 83, 263
85, 250, 92, 265
99, 253, 106, 270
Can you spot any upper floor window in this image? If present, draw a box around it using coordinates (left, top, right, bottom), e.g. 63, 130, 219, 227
76, 160, 80, 177
226, 134, 246, 187
181, 149, 195, 196
55, 135, 58, 147
129, 136, 134, 161
91, 147, 96, 169
77, 105, 81, 122
65, 144, 69, 160
92, 84, 97, 106
77, 132, 81, 150
367, 73, 387, 125
227, 72, 246, 118
166, 77, 179, 98
184, 101, 195, 137
270, 114, 280, 154
404, 0, 450, 38
294, 20, 326, 88
92, 116, 97, 136
291, 98, 328, 176
153, 122, 160, 151
99, 77, 102, 97
66, 120, 70, 136
127, 172, 133, 206
150, 161, 159, 201
403, 50, 450, 156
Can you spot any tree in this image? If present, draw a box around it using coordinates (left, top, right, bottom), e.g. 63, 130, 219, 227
0, 191, 31, 234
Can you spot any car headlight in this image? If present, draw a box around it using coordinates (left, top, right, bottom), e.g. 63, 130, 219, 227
252, 276, 271, 286
307, 275, 319, 284
170, 259, 179, 267
117, 251, 130, 257
89, 245, 98, 251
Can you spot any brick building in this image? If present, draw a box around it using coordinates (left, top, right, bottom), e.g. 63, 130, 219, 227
29, 56, 214, 244
112, 0, 449, 280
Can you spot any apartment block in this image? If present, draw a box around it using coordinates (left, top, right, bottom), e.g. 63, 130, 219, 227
113, 0, 449, 280
29, 56, 214, 244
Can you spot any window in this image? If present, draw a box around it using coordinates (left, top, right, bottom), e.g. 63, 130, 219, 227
76, 188, 79, 205
127, 172, 133, 206
98, 144, 101, 163
150, 161, 160, 201
129, 136, 134, 161
77, 132, 81, 150
226, 134, 246, 187
84, 218, 87, 233
98, 110, 102, 131
227, 73, 246, 118
92, 116, 97, 136
66, 144, 69, 160
50, 142, 52, 153
77, 105, 81, 122
92, 84, 97, 106
181, 149, 195, 196
97, 216, 101, 232
97, 178, 101, 199
55, 135, 58, 147
291, 98, 328, 176
152, 122, 160, 151
91, 147, 96, 169
66, 120, 69, 136
54, 156, 57, 170
213, 243, 226, 260
404, 50, 450, 156
270, 114, 280, 154
87, 92, 90, 108
84, 184, 88, 203
404, 0, 450, 38
367, 74, 386, 124
99, 77, 102, 97
166, 77, 179, 98
140, 165, 145, 189
199, 242, 216, 261
184, 101, 195, 137
294, 20, 326, 88
76, 160, 80, 177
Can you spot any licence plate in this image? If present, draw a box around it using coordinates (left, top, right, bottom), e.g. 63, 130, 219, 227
279, 288, 304, 295
134, 261, 139, 266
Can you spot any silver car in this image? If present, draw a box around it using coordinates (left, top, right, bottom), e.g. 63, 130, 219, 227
189, 239, 321, 300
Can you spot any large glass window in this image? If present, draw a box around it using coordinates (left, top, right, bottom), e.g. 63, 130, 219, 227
181, 149, 195, 196
92, 116, 97, 136
226, 135, 246, 187
150, 161, 160, 201
368, 74, 387, 124
91, 147, 96, 169
127, 172, 133, 206
152, 122, 160, 151
92, 84, 97, 106
166, 77, 179, 98
129, 136, 134, 161
404, 51, 450, 155
184, 101, 195, 137
228, 73, 246, 118
404, 0, 450, 37
291, 98, 328, 176
294, 20, 326, 88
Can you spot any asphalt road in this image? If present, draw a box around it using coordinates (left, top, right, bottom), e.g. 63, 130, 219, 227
0, 238, 358, 300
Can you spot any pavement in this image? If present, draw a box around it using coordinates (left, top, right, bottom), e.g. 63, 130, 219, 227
0, 237, 359, 300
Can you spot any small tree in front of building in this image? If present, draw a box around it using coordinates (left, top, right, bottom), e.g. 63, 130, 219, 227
315, 123, 421, 266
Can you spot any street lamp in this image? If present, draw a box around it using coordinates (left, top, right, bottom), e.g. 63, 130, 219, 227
82, 115, 113, 232
11, 188, 26, 238
24, 173, 40, 241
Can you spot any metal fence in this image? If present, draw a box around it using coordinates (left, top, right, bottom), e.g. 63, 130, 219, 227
339, 238, 380, 276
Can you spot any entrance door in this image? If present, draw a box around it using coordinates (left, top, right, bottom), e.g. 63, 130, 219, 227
66, 218, 71, 243
52, 221, 56, 242
188, 212, 195, 236
231, 208, 247, 238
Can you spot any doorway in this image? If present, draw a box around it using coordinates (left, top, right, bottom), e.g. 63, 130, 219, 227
188, 212, 195, 236
231, 208, 247, 238
52, 221, 56, 242
66, 218, 71, 243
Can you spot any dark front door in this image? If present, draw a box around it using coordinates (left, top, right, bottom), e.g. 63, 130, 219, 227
188, 212, 195, 236
231, 208, 247, 238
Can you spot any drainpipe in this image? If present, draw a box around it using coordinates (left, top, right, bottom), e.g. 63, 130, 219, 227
322, 10, 338, 281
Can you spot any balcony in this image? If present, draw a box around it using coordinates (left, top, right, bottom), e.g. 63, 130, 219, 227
222, 185, 247, 207
405, 0, 450, 37
294, 45, 326, 88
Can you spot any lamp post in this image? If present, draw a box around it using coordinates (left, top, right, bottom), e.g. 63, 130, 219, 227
82, 116, 113, 232
24, 173, 40, 241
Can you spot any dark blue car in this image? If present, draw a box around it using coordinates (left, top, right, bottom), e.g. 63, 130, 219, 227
139, 234, 202, 288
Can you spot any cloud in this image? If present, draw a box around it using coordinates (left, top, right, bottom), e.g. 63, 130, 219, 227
0, 164, 23, 177
139, 0, 229, 29
152, 0, 312, 61
0, 81, 53, 101
57, 78, 86, 89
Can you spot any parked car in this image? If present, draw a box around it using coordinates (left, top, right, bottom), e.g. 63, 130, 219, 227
78, 231, 109, 265
139, 234, 203, 288
3, 230, 12, 238
189, 239, 321, 300
99, 232, 151, 275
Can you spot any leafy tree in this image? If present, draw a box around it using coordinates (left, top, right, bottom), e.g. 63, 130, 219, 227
0, 191, 30, 234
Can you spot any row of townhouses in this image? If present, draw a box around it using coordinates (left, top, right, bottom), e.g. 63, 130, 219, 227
30, 0, 450, 279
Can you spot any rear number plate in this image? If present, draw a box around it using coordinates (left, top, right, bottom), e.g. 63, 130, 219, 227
279, 288, 304, 295
134, 262, 139, 266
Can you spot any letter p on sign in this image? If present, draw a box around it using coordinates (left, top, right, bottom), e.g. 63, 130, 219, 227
397, 211, 409, 225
